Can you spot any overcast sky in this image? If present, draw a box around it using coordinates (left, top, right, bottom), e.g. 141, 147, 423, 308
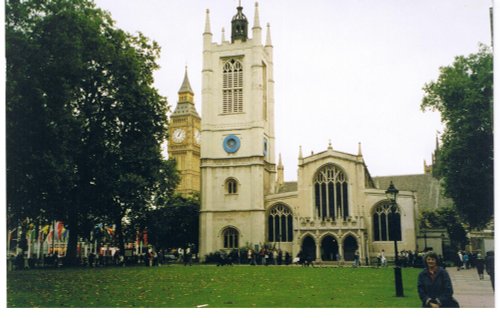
93, 0, 492, 181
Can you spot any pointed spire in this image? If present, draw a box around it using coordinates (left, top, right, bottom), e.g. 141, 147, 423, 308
298, 145, 303, 160
174, 66, 197, 116
204, 9, 212, 35
221, 27, 226, 42
357, 142, 363, 156
178, 66, 193, 94
265, 23, 273, 46
253, 2, 261, 29
252, 2, 262, 44
277, 153, 284, 186
328, 139, 333, 150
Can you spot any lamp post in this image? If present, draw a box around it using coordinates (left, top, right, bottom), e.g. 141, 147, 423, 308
423, 229, 428, 251
386, 181, 404, 297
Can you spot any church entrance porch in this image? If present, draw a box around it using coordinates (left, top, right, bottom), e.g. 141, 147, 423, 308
320, 235, 339, 261
342, 235, 358, 261
301, 235, 316, 261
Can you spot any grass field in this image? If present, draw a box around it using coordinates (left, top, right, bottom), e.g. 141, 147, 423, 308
7, 264, 423, 308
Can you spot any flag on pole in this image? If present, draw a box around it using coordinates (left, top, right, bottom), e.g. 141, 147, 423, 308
46, 225, 53, 244
143, 229, 148, 246
55, 221, 64, 241
62, 228, 69, 241
42, 225, 50, 235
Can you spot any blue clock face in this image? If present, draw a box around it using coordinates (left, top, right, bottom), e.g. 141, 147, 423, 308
223, 135, 240, 153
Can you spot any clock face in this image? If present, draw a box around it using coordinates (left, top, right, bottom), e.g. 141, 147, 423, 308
194, 129, 201, 145
172, 128, 186, 143
223, 134, 240, 153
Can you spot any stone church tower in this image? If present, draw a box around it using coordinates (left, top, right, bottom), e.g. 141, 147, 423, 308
199, 3, 276, 259
168, 68, 201, 196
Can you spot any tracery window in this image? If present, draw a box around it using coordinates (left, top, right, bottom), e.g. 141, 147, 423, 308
222, 59, 243, 114
373, 202, 402, 241
268, 203, 293, 242
314, 164, 349, 220
223, 227, 239, 248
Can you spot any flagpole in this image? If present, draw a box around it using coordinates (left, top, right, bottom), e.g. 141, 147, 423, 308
27, 229, 31, 261
52, 220, 56, 254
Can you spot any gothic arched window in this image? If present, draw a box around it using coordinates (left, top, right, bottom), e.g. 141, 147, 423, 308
373, 202, 402, 241
268, 203, 293, 242
222, 59, 243, 114
314, 164, 349, 220
223, 227, 239, 248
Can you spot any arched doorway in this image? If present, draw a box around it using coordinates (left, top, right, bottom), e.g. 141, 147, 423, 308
343, 235, 358, 261
321, 235, 339, 261
301, 235, 316, 260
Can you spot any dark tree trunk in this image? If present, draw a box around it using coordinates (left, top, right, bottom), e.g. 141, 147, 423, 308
115, 216, 125, 254
65, 215, 79, 266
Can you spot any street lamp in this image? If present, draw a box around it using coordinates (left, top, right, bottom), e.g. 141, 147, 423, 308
385, 181, 404, 297
423, 229, 428, 251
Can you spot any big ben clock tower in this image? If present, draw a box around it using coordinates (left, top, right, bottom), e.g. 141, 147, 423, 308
199, 2, 277, 259
168, 68, 201, 196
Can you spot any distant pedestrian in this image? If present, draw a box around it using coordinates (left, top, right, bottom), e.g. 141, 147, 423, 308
353, 250, 360, 267
284, 252, 291, 265
184, 246, 192, 266
456, 251, 463, 271
177, 247, 184, 263
88, 252, 95, 268
475, 253, 485, 280
277, 249, 283, 265
418, 251, 459, 308
463, 252, 470, 269
381, 250, 387, 267
485, 251, 494, 290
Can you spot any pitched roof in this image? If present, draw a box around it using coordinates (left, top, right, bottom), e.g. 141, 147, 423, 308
277, 182, 298, 194
373, 174, 453, 213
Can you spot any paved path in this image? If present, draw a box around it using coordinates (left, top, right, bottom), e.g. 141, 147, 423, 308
447, 267, 495, 308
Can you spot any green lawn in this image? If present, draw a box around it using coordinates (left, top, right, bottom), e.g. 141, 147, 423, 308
7, 264, 423, 308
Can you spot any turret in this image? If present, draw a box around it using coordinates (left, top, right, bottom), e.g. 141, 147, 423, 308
277, 153, 284, 186
231, 1, 249, 42
252, 2, 262, 44
203, 9, 212, 49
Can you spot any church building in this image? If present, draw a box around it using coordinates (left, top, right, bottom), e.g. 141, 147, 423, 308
195, 2, 419, 263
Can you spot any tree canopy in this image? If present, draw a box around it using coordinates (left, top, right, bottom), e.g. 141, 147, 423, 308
144, 193, 200, 251
419, 208, 468, 250
421, 45, 493, 230
6, 0, 178, 261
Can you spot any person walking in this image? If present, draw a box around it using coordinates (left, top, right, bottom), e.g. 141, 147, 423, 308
381, 249, 387, 267
417, 251, 459, 308
463, 252, 469, 269
475, 253, 485, 280
184, 245, 192, 266
456, 251, 463, 271
485, 251, 494, 290
177, 247, 184, 263
353, 250, 360, 267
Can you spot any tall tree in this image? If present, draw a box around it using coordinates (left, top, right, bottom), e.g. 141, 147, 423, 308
144, 193, 200, 251
6, 0, 178, 263
419, 208, 468, 250
421, 45, 493, 229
